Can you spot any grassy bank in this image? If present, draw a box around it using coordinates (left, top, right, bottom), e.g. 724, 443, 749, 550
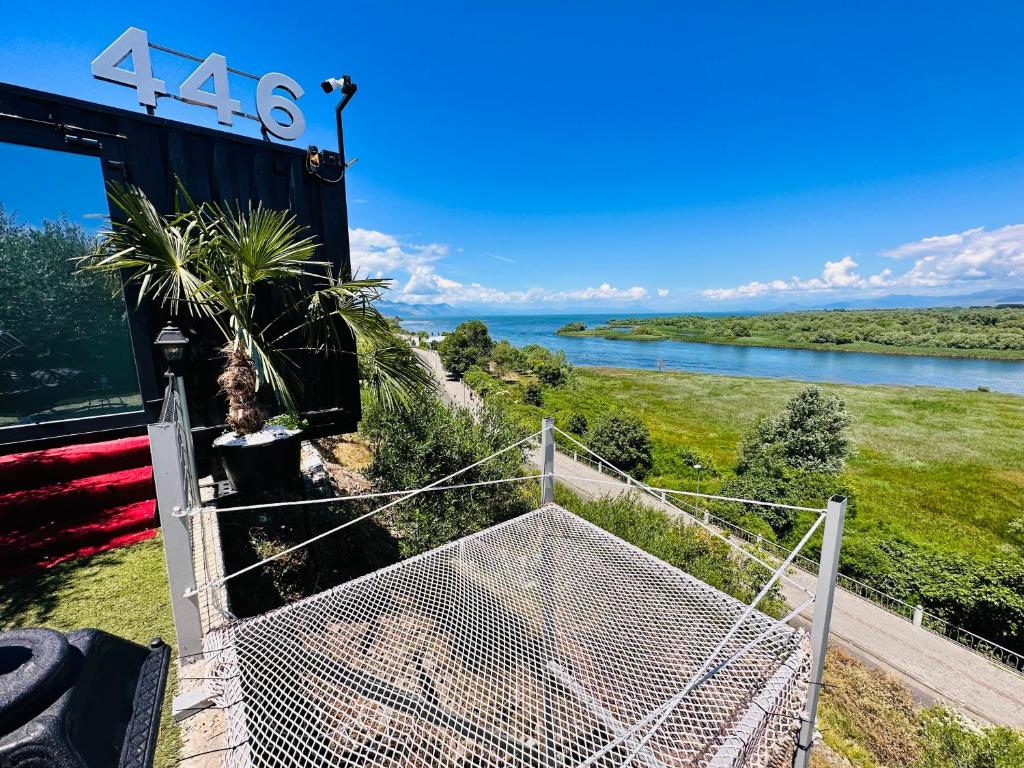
469, 366, 1024, 561
557, 307, 1024, 360
0, 537, 180, 768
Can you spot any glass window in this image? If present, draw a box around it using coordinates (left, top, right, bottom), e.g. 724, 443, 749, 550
0, 142, 142, 427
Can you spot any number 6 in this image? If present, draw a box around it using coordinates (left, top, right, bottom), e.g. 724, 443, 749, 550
256, 73, 306, 141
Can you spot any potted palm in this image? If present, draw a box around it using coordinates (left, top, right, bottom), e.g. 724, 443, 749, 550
79, 183, 432, 491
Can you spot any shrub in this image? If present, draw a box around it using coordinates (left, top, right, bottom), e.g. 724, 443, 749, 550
535, 360, 566, 386
586, 411, 654, 477
490, 339, 528, 375
555, 489, 786, 613
438, 319, 494, 378
362, 395, 531, 557
715, 471, 796, 535
565, 412, 588, 435
917, 706, 1024, 767
737, 386, 852, 475
838, 537, 1024, 655
523, 382, 544, 406
557, 321, 586, 333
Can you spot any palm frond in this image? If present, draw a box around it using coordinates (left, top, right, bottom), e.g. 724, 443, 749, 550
359, 338, 436, 413
76, 183, 209, 317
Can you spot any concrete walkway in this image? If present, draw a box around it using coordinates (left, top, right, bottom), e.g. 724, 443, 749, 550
418, 348, 1024, 727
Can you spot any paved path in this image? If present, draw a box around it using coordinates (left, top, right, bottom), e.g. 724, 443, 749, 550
417, 349, 1024, 727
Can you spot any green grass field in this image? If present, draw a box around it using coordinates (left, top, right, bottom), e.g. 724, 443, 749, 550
0, 537, 180, 768
477, 366, 1024, 560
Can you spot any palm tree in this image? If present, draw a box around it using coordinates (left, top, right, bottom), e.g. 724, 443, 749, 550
78, 182, 432, 434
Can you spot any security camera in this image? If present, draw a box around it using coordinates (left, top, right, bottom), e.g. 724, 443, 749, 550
321, 75, 354, 94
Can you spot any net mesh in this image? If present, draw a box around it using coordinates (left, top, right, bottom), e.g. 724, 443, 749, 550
206, 505, 810, 768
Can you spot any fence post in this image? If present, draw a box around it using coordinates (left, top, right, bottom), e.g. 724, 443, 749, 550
913, 604, 924, 628
702, 510, 710, 525
793, 495, 847, 768
149, 420, 203, 660
541, 417, 555, 504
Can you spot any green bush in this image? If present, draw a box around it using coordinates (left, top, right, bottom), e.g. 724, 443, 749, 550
535, 360, 566, 386
490, 339, 528, 375
564, 412, 588, 435
839, 538, 1024, 655
916, 706, 1024, 767
361, 394, 531, 557
586, 411, 654, 477
738, 386, 852, 475
438, 320, 494, 378
523, 382, 544, 406
555, 489, 786, 613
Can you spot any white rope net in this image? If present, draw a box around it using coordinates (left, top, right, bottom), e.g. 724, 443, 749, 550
206, 504, 811, 768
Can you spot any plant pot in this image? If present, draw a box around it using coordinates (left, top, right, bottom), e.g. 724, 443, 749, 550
216, 430, 302, 493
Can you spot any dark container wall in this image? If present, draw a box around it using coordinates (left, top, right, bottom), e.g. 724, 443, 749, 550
0, 82, 360, 456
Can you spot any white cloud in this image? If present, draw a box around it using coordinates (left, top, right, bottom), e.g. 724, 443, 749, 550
349, 227, 648, 306
703, 224, 1024, 300
657, 288, 670, 297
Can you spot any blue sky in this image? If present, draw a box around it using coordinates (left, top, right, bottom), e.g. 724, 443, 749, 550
3, 2, 1024, 311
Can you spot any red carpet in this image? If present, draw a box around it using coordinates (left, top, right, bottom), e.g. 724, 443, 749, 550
0, 436, 157, 578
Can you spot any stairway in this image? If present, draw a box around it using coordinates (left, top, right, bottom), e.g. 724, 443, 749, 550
0, 435, 158, 579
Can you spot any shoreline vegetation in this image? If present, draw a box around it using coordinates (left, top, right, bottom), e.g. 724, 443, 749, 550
556, 307, 1024, 360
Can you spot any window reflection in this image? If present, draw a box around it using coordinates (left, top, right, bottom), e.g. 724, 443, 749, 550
0, 143, 141, 426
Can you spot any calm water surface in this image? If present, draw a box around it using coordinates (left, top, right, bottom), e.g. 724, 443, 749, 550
401, 314, 1024, 396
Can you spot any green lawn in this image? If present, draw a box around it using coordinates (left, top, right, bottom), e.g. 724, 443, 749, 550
0, 536, 180, 768
477, 366, 1024, 560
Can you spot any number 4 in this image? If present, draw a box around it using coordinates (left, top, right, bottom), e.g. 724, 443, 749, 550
91, 27, 166, 108
179, 54, 241, 126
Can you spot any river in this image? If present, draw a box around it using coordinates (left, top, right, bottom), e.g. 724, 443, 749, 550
399, 313, 1024, 395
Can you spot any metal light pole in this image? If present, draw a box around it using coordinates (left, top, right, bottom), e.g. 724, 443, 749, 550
693, 463, 702, 497
321, 75, 358, 163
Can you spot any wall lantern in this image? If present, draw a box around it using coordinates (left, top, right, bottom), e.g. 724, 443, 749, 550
154, 322, 188, 363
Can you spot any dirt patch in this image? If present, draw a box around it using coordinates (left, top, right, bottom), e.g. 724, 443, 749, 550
318, 433, 374, 473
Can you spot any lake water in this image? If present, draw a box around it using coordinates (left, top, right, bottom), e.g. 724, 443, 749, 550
400, 313, 1024, 395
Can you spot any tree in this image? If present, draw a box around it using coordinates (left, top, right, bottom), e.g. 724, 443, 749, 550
586, 412, 653, 477
438, 320, 493, 378
78, 183, 432, 432
523, 382, 543, 406
738, 386, 852, 475
491, 339, 527, 376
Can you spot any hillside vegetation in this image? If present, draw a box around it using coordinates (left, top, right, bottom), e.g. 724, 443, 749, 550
557, 307, 1024, 359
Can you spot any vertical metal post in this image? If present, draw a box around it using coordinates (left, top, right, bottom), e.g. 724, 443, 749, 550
913, 604, 924, 628
149, 420, 203, 660
172, 372, 200, 504
793, 495, 847, 768
541, 417, 555, 504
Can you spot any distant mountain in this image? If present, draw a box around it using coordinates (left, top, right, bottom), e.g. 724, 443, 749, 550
379, 301, 457, 318
814, 289, 1024, 311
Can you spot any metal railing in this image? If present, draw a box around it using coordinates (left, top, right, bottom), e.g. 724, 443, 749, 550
552, 442, 1024, 677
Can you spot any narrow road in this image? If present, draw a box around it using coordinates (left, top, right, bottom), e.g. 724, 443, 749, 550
417, 348, 1024, 727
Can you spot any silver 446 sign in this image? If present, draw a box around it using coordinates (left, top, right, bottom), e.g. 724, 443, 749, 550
92, 27, 305, 141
